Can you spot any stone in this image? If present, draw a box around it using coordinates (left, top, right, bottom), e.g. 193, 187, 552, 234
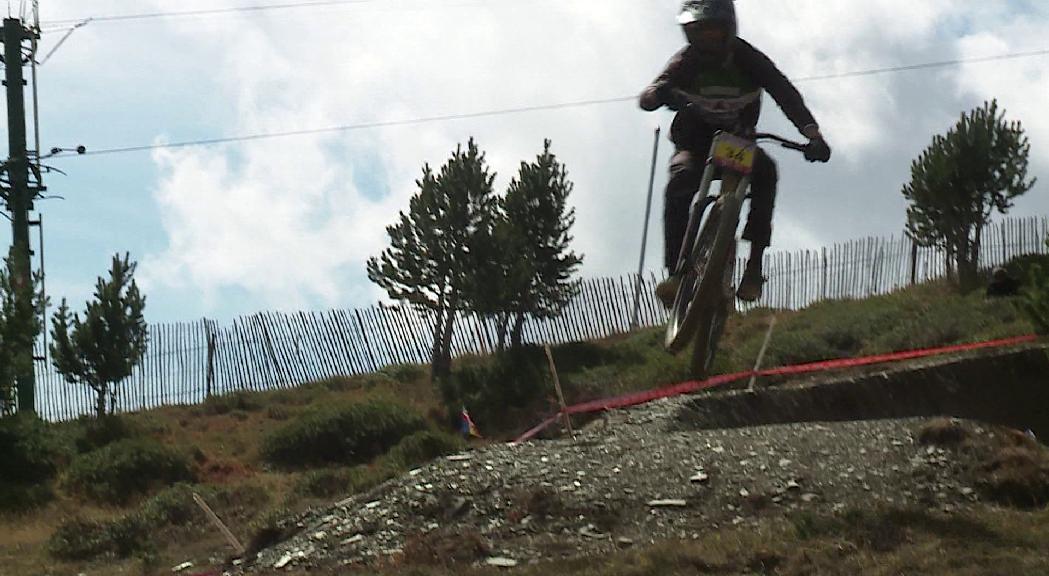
446, 454, 472, 462
778, 459, 792, 468
579, 524, 605, 539
616, 537, 634, 548
273, 553, 293, 569
171, 562, 193, 573
801, 493, 819, 503
342, 534, 363, 546
648, 499, 688, 508
486, 557, 519, 567
690, 471, 709, 483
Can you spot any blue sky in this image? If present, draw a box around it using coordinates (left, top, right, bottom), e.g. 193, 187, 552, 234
1, 0, 1047, 324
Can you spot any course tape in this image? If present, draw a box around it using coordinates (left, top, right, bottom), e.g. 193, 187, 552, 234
512, 334, 1039, 444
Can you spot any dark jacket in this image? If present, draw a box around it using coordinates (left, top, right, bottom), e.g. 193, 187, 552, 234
641, 38, 817, 150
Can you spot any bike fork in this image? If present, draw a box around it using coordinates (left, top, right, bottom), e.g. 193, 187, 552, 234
674, 162, 719, 275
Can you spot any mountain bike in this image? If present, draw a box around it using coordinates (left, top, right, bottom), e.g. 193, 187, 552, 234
665, 130, 807, 378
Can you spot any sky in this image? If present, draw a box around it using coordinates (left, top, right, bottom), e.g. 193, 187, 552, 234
1, 0, 1047, 324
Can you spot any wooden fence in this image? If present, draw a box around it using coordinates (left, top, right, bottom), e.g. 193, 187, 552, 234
29, 216, 1049, 422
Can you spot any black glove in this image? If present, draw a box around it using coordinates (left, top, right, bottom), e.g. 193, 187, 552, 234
804, 137, 832, 163
655, 83, 690, 112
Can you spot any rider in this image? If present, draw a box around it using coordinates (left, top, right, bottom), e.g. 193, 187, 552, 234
642, 0, 831, 306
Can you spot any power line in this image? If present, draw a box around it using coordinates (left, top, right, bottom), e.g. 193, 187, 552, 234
41, 0, 376, 26
55, 48, 1049, 158
792, 48, 1049, 83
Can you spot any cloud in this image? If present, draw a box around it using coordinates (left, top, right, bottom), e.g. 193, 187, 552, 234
36, 0, 1049, 320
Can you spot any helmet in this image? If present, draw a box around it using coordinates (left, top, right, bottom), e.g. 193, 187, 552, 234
678, 0, 737, 34
678, 0, 737, 62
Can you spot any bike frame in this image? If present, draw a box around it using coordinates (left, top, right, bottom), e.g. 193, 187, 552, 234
665, 130, 805, 377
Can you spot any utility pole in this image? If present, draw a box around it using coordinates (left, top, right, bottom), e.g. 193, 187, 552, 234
630, 127, 661, 330
2, 18, 39, 415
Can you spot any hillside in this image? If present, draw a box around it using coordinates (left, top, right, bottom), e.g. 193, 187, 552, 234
1, 279, 1047, 576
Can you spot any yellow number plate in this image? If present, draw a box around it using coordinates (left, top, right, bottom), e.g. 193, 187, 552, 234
711, 134, 756, 174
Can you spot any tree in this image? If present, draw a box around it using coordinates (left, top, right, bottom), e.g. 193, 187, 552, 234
0, 247, 47, 416
1020, 238, 1049, 335
479, 140, 583, 349
367, 138, 498, 379
903, 99, 1037, 291
50, 253, 148, 418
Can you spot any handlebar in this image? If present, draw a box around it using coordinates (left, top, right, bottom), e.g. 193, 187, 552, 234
752, 132, 807, 152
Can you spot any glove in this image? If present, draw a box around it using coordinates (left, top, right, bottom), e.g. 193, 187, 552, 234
804, 137, 832, 163
655, 83, 690, 112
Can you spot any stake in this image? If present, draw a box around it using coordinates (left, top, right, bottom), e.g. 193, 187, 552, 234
193, 492, 246, 556
747, 315, 777, 393
544, 345, 573, 436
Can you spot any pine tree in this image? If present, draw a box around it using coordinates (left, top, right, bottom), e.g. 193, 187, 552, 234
903, 99, 1036, 291
0, 247, 46, 416
50, 253, 148, 418
494, 140, 583, 349
367, 138, 498, 378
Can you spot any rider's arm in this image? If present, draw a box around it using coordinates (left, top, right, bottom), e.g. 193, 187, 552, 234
735, 39, 819, 136
640, 47, 691, 111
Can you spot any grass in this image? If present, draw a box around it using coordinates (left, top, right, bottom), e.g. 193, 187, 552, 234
0, 278, 1042, 575
260, 505, 1049, 576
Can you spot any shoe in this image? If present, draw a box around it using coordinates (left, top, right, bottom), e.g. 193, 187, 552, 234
736, 261, 765, 302
655, 275, 681, 309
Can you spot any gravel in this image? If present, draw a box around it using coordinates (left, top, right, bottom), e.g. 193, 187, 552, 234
243, 393, 994, 572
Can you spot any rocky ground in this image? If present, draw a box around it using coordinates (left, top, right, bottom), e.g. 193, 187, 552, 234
243, 390, 1019, 573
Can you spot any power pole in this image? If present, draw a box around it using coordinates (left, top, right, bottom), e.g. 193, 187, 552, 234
2, 18, 39, 415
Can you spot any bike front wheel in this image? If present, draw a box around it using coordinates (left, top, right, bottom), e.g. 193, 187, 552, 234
689, 243, 736, 379
666, 201, 723, 354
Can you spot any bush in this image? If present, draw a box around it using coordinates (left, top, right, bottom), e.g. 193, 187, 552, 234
201, 390, 261, 415
0, 415, 63, 485
0, 415, 64, 512
0, 482, 53, 514
65, 439, 195, 505
294, 464, 395, 499
382, 363, 428, 384
440, 346, 550, 435
71, 414, 138, 453
387, 430, 464, 469
48, 515, 151, 561
261, 399, 426, 469
1019, 249, 1049, 335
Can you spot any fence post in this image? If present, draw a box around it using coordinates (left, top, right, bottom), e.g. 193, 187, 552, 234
203, 319, 216, 400
910, 240, 918, 285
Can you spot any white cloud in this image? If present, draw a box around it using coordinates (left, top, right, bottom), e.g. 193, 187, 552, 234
34, 0, 1049, 319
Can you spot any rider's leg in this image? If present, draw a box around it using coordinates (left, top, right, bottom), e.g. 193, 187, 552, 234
656, 149, 704, 308
737, 148, 778, 302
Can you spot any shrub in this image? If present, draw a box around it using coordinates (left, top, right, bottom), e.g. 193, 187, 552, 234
0, 415, 64, 512
245, 507, 298, 559
0, 482, 53, 514
440, 346, 550, 435
1019, 255, 1049, 335
382, 363, 428, 384
65, 439, 195, 505
294, 464, 394, 499
0, 415, 63, 485
261, 399, 426, 468
71, 414, 138, 453
387, 430, 464, 469
48, 515, 150, 560
201, 390, 261, 415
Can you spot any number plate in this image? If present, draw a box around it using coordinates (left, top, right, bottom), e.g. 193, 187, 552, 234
711, 133, 757, 174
